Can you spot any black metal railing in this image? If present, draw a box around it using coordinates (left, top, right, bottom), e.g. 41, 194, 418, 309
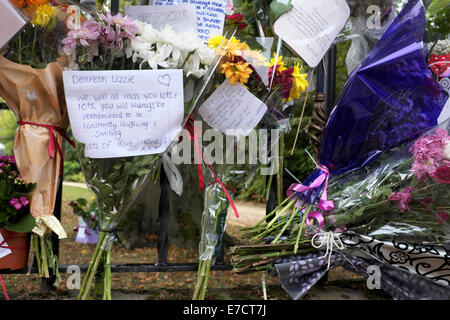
0, 1, 337, 286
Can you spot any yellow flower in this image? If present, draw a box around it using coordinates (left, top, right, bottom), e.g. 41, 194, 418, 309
221, 61, 253, 85
225, 38, 249, 59
269, 53, 286, 71
208, 35, 224, 50
244, 49, 268, 67
30, 4, 56, 27
287, 64, 309, 101
210, 36, 250, 61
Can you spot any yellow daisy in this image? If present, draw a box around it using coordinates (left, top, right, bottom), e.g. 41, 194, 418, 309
287, 64, 309, 101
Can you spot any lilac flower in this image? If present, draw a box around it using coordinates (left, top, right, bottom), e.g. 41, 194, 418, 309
9, 198, 22, 210
99, 13, 138, 50
62, 21, 102, 48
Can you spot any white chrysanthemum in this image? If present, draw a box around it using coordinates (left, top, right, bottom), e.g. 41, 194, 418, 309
129, 21, 215, 78
444, 141, 450, 161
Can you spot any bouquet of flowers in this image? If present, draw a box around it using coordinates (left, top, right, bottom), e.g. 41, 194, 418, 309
69, 197, 100, 244
190, 9, 312, 297
0, 0, 91, 284
231, 0, 450, 298
61, 10, 217, 299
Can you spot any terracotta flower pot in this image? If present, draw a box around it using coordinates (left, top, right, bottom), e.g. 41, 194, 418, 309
0, 228, 29, 271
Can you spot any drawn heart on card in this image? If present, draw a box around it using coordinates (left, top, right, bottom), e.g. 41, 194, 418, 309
157, 74, 171, 87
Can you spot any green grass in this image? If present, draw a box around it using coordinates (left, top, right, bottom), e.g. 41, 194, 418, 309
62, 184, 94, 203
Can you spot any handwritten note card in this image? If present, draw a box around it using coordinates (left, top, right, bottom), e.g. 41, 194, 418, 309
0, 0, 27, 49
0, 232, 12, 259
63, 70, 184, 158
199, 81, 267, 136
273, 0, 350, 67
152, 0, 226, 41
125, 4, 197, 33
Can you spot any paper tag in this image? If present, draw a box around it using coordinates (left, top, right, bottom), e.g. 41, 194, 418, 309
63, 70, 184, 158
438, 78, 450, 124
152, 0, 226, 41
273, 0, 350, 67
125, 4, 197, 33
438, 97, 450, 124
0, 232, 12, 259
199, 80, 267, 136
0, 0, 28, 49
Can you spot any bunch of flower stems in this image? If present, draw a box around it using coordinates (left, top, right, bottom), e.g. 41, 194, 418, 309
76, 145, 160, 300
232, 156, 449, 273
31, 234, 60, 287
193, 183, 229, 300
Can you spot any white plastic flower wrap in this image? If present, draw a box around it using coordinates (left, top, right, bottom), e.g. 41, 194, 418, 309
61, 10, 220, 300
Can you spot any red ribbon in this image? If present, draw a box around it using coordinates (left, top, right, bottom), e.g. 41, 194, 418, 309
184, 116, 205, 191
429, 54, 450, 78
182, 117, 239, 218
0, 231, 27, 301
17, 121, 76, 177
0, 275, 8, 300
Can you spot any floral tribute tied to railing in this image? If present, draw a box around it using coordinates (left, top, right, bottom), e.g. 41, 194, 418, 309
231, 0, 450, 300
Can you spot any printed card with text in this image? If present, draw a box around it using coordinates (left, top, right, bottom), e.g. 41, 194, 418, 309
199, 81, 267, 136
152, 0, 226, 41
0, 0, 28, 49
125, 4, 197, 33
63, 70, 184, 158
274, 0, 350, 67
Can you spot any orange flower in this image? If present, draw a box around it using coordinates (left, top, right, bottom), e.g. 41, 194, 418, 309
221, 61, 253, 85
11, 0, 27, 7
27, 0, 49, 6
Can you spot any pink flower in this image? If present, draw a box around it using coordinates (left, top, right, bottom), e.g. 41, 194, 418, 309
62, 21, 102, 48
388, 187, 413, 212
9, 198, 22, 210
19, 196, 29, 207
409, 128, 450, 180
99, 13, 138, 50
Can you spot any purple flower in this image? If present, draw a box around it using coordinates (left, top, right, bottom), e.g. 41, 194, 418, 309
19, 196, 29, 207
99, 13, 138, 50
9, 198, 22, 210
62, 21, 102, 48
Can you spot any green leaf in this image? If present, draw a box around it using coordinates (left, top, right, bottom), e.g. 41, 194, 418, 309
428, 0, 450, 15
77, 198, 88, 206
270, 0, 293, 22
3, 214, 36, 233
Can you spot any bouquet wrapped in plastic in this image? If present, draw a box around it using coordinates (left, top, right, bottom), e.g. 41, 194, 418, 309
270, 119, 450, 300
231, 0, 449, 299
0, 0, 92, 282
61, 9, 218, 299
190, 6, 315, 297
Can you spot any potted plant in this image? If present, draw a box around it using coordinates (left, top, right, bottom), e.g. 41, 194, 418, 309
0, 155, 36, 270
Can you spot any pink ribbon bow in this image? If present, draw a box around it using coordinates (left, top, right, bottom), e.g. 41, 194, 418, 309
286, 165, 334, 211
